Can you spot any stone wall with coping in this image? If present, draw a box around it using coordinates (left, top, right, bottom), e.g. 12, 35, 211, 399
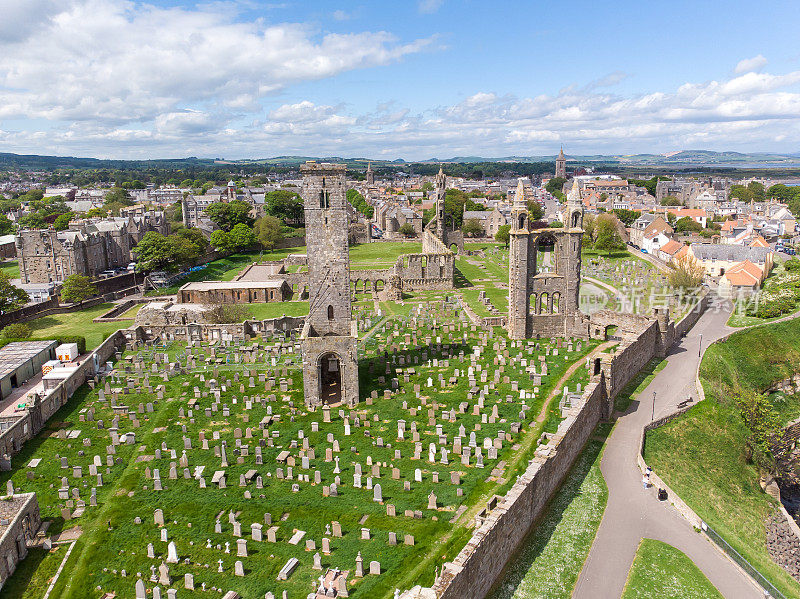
0, 492, 41, 588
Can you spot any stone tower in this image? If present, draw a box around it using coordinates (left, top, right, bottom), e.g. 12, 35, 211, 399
508, 178, 583, 339
365, 162, 375, 186
300, 162, 359, 408
434, 165, 446, 239
555, 146, 566, 180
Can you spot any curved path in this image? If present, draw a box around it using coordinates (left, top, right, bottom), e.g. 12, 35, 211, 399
573, 301, 764, 599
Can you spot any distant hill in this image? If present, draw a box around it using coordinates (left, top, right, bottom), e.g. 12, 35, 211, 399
1, 149, 800, 171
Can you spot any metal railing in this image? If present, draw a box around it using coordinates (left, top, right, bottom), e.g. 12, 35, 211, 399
702, 521, 787, 599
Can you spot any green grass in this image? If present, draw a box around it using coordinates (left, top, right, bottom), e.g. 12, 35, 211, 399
26, 303, 127, 349
621, 539, 723, 599
1, 259, 20, 279
2, 306, 599, 599
350, 242, 421, 268
247, 301, 309, 319
487, 430, 609, 599
2, 545, 66, 599
614, 358, 667, 413
645, 319, 800, 599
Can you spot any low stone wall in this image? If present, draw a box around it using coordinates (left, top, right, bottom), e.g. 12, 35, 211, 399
0, 492, 41, 588
125, 316, 305, 345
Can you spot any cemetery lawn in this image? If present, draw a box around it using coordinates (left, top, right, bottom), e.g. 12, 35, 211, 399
247, 301, 309, 320
1, 259, 20, 279
486, 429, 609, 599
3, 545, 67, 599
2, 304, 600, 599
350, 242, 421, 269
644, 319, 800, 599
621, 539, 723, 599
26, 302, 129, 349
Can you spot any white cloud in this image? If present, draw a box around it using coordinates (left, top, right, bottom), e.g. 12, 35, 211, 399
735, 54, 768, 74
418, 0, 444, 14
0, 0, 433, 126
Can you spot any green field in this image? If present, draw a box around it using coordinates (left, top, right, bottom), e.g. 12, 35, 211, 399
645, 319, 800, 599
247, 301, 309, 319
488, 431, 609, 599
26, 303, 128, 349
621, 539, 723, 599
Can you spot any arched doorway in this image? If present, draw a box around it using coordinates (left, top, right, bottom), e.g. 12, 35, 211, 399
319, 353, 342, 405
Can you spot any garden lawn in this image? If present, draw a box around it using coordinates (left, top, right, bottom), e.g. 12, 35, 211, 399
487, 431, 609, 599
621, 539, 723, 599
26, 302, 127, 349
247, 301, 309, 319
1, 259, 20, 279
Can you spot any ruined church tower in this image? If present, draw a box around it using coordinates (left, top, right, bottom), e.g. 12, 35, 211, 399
555, 146, 567, 179
300, 162, 359, 407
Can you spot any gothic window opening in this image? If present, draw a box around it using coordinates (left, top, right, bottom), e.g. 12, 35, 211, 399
327, 305, 334, 320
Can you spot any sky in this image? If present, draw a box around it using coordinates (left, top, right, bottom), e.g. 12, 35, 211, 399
1, 0, 800, 160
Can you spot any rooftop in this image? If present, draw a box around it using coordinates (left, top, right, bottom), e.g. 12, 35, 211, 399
0, 341, 56, 380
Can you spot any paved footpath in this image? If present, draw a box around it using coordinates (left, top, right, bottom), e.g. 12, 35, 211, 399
573, 303, 764, 599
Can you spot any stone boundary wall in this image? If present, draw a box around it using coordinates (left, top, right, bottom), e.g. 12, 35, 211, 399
0, 297, 108, 329
0, 331, 127, 467
432, 381, 607, 599
415, 298, 713, 599
0, 492, 41, 588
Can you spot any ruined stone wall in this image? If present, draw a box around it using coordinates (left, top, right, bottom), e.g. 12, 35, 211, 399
0, 493, 41, 588
422, 230, 449, 255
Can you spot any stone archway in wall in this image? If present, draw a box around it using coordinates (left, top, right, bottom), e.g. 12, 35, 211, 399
536, 233, 557, 275
319, 352, 343, 405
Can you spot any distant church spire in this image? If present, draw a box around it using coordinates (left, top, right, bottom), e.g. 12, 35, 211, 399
555, 146, 567, 179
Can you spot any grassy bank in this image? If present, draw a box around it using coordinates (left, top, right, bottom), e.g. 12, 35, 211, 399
621, 539, 723, 599
487, 428, 609, 599
645, 319, 800, 599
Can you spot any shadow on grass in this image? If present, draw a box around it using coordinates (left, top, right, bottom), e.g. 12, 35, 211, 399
2, 547, 53, 599
487, 424, 611, 599
454, 266, 473, 288
614, 357, 665, 413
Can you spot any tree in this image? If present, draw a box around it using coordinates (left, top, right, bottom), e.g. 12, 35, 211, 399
734, 388, 782, 475
461, 218, 485, 238
0, 214, 13, 235
133, 232, 179, 271
228, 223, 257, 251
667, 255, 705, 289
660, 196, 682, 206
398, 222, 416, 238
549, 221, 564, 228
254, 216, 284, 250
583, 214, 597, 247
593, 214, 625, 255
526, 200, 544, 221
60, 274, 97, 304
611, 209, 641, 226
546, 177, 567, 200
104, 187, 133, 207
266, 190, 304, 225
0, 272, 28, 314
1, 323, 31, 339
174, 227, 207, 256
495, 224, 511, 247
53, 212, 73, 231
675, 216, 703, 234
210, 230, 234, 253
205, 200, 253, 232
346, 189, 374, 219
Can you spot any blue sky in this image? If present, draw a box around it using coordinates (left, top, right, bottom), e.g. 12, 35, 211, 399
0, 0, 799, 159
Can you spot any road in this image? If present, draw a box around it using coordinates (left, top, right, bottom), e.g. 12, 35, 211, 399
572, 301, 764, 599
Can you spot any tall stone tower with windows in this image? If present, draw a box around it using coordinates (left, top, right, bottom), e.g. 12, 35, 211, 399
300, 162, 359, 408
555, 146, 567, 179
508, 174, 583, 339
